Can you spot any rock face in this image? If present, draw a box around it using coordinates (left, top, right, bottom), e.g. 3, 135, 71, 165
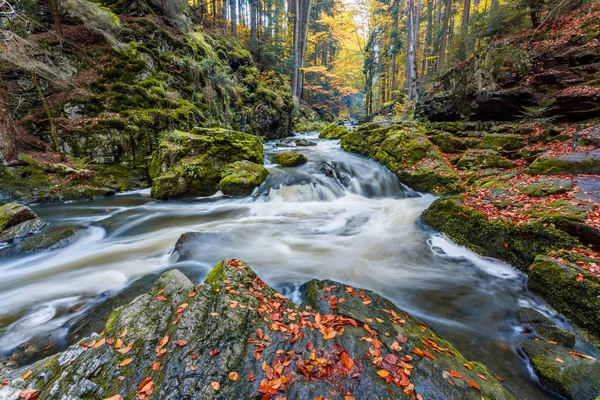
527, 149, 600, 175
341, 122, 462, 194
0, 260, 514, 399
272, 151, 308, 167
149, 128, 266, 199
415, 5, 600, 122
0, 203, 45, 242
319, 123, 349, 139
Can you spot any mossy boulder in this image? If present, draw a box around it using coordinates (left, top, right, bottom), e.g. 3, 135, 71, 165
421, 197, 580, 271
319, 123, 348, 139
477, 135, 526, 151
0, 229, 76, 258
519, 338, 600, 399
341, 123, 463, 194
456, 150, 515, 171
428, 131, 467, 153
526, 149, 600, 175
218, 160, 269, 196
516, 308, 576, 348
528, 255, 600, 336
516, 178, 574, 197
272, 151, 308, 167
0, 203, 45, 242
149, 128, 264, 199
0, 258, 513, 399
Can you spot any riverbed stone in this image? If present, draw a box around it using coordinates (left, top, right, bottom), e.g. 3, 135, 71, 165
527, 149, 600, 175
218, 160, 269, 196
455, 149, 515, 171
516, 308, 576, 348
0, 203, 45, 242
0, 259, 514, 399
149, 128, 265, 199
341, 122, 463, 194
319, 123, 348, 139
0, 229, 76, 258
272, 151, 308, 167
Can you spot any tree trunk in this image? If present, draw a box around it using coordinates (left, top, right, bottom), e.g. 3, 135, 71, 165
49, 0, 63, 46
250, 0, 257, 48
437, 0, 451, 70
460, 0, 471, 58
0, 75, 16, 163
230, 0, 237, 36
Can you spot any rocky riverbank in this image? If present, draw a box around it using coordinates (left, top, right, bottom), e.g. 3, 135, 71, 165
0, 258, 514, 399
339, 120, 600, 399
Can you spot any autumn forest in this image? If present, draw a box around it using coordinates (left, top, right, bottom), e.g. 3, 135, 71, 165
0, 0, 599, 398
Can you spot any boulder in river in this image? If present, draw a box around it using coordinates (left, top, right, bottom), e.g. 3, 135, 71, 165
341, 122, 463, 194
319, 123, 348, 140
272, 151, 308, 167
516, 307, 600, 400
0, 203, 45, 243
0, 260, 513, 399
219, 160, 269, 196
0, 229, 76, 258
149, 128, 266, 199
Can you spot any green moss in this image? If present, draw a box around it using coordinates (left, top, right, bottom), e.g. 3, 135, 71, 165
477, 135, 525, 151
319, 123, 348, 139
218, 160, 268, 196
272, 151, 307, 167
527, 151, 600, 175
456, 150, 515, 170
428, 131, 466, 153
529, 256, 600, 336
421, 197, 580, 271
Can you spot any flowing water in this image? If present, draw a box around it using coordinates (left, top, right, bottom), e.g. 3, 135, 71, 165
0, 132, 588, 398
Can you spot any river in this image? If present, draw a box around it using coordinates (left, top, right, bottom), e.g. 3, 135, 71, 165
0, 131, 579, 398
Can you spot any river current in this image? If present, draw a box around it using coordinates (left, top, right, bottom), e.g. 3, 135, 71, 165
0, 131, 581, 398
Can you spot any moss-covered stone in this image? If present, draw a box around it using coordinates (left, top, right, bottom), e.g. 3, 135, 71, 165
516, 308, 576, 348
516, 178, 574, 197
218, 160, 268, 196
0, 203, 45, 242
149, 128, 264, 199
526, 149, 600, 175
0, 257, 513, 400
0, 228, 76, 257
272, 151, 308, 167
520, 338, 600, 399
427, 131, 467, 153
421, 197, 580, 271
456, 150, 515, 170
477, 135, 526, 151
528, 256, 600, 336
319, 123, 348, 139
341, 123, 463, 194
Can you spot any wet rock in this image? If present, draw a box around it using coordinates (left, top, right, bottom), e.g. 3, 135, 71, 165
527, 149, 600, 175
421, 197, 580, 271
427, 131, 467, 153
219, 160, 269, 196
516, 308, 576, 348
149, 128, 264, 199
519, 338, 600, 400
528, 255, 600, 337
295, 139, 317, 146
272, 151, 308, 167
0, 203, 45, 243
0, 260, 513, 399
516, 178, 574, 197
341, 122, 463, 194
455, 150, 515, 171
319, 123, 348, 139
0, 229, 76, 258
477, 134, 526, 152
170, 232, 237, 262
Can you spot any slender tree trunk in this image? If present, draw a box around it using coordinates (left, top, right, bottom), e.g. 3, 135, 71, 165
49, 0, 63, 47
437, 0, 451, 70
222, 0, 228, 33
422, 0, 433, 79
230, 0, 237, 36
250, 0, 257, 48
32, 72, 63, 160
0, 75, 16, 163
460, 0, 471, 58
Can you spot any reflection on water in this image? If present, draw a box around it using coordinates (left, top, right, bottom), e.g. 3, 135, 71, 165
0, 132, 572, 398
